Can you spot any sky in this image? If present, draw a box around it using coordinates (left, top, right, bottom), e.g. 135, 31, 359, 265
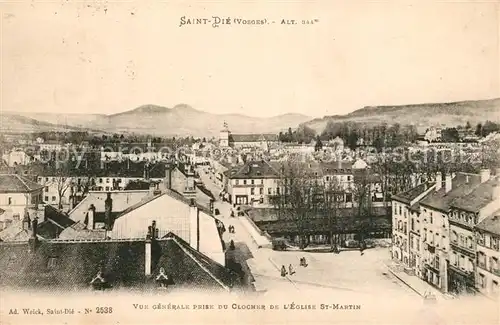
1, 0, 499, 118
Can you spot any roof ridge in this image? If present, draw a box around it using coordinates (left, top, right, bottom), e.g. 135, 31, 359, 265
15, 174, 30, 191
171, 237, 230, 291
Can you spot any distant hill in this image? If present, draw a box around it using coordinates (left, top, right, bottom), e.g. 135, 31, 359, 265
0, 114, 94, 134
4, 104, 312, 137
303, 98, 500, 134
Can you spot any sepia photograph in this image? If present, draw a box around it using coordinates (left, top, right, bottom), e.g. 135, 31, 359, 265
0, 0, 499, 324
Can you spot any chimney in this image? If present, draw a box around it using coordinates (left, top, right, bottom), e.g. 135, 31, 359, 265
189, 199, 200, 251
105, 192, 113, 230
22, 210, 31, 231
480, 169, 491, 183
164, 164, 172, 189
435, 173, 442, 191
29, 217, 39, 252
145, 225, 152, 276
87, 204, 96, 230
445, 174, 452, 193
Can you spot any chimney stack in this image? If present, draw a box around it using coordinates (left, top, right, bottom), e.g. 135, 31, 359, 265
435, 173, 442, 191
87, 204, 96, 230
164, 164, 172, 190
105, 192, 113, 230
445, 174, 452, 193
189, 199, 200, 250
480, 169, 491, 183
29, 217, 39, 252
22, 210, 31, 231
145, 225, 152, 276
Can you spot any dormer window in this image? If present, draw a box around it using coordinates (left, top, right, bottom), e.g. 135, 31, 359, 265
47, 257, 59, 270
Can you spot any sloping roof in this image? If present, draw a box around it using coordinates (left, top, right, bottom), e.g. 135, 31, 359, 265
475, 212, 500, 235
0, 235, 238, 290
196, 184, 215, 200
450, 176, 500, 213
420, 173, 482, 212
0, 174, 44, 193
158, 233, 236, 290
44, 205, 75, 228
230, 134, 278, 143
392, 182, 436, 205
114, 188, 221, 224
0, 221, 32, 242
68, 191, 150, 223
228, 160, 281, 179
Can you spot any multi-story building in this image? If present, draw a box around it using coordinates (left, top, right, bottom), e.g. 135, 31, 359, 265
419, 172, 482, 292
391, 182, 436, 275
475, 210, 500, 300
447, 171, 500, 294
225, 159, 378, 208
0, 174, 43, 230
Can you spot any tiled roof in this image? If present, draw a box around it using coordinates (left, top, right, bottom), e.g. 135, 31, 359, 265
450, 176, 500, 213
0, 234, 238, 290
230, 134, 278, 143
158, 233, 237, 290
228, 160, 281, 179
420, 173, 482, 212
475, 211, 500, 235
392, 182, 435, 205
0, 174, 44, 193
196, 184, 215, 200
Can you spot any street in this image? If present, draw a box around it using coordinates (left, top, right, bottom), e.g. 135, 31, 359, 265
198, 166, 420, 297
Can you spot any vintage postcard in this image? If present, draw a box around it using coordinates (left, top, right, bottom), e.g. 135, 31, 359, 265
0, 0, 499, 324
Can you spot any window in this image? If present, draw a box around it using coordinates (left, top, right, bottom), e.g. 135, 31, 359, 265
106, 178, 110, 183
44, 196, 48, 202
99, 178, 103, 183
45, 186, 49, 192
467, 236, 473, 249
411, 219, 415, 231
326, 176, 330, 181
430, 215, 433, 224
243, 180, 247, 185
235, 180, 239, 185
485, 235, 491, 248
276, 187, 280, 195
45, 177, 49, 181
8, 197, 12, 205
478, 273, 486, 288
268, 188, 272, 195
261, 179, 263, 185
47, 257, 58, 269
105, 186, 109, 191
51, 196, 56, 202
399, 206, 402, 215
259, 188, 263, 195
250, 188, 255, 195
347, 176, 351, 181
251, 180, 254, 185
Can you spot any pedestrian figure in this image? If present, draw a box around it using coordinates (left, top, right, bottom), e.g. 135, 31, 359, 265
289, 264, 295, 275
280, 265, 287, 277
300, 257, 308, 267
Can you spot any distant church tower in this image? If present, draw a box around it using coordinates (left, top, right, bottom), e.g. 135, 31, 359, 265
219, 121, 230, 147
